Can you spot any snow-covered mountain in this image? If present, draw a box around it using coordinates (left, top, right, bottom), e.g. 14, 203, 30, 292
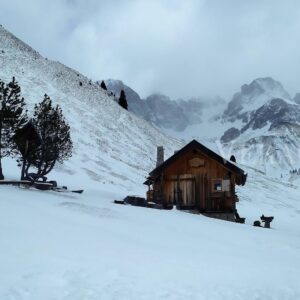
223, 77, 292, 122
220, 78, 300, 175
104, 77, 300, 175
102, 78, 226, 132
0, 25, 181, 190
98, 79, 152, 122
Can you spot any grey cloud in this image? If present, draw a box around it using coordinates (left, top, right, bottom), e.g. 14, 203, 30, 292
1, 0, 300, 99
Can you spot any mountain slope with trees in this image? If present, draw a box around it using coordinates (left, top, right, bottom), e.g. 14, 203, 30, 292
104, 77, 300, 176
0, 25, 181, 187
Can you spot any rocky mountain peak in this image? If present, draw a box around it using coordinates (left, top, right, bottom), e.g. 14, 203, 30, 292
223, 77, 291, 123
293, 93, 300, 104
248, 77, 290, 98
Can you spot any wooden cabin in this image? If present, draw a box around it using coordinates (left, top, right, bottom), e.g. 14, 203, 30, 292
144, 140, 247, 221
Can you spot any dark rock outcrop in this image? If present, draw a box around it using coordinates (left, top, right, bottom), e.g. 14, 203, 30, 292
221, 127, 240, 143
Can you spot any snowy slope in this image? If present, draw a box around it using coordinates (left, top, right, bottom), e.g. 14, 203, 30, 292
1, 166, 300, 300
0, 25, 181, 191
100, 79, 153, 123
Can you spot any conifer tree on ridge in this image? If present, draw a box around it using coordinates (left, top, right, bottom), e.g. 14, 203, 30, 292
100, 80, 107, 90
118, 89, 128, 110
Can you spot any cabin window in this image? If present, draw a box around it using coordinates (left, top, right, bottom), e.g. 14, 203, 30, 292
212, 179, 222, 192
211, 179, 231, 192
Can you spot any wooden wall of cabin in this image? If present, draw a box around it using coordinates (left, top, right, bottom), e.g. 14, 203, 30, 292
155, 149, 236, 212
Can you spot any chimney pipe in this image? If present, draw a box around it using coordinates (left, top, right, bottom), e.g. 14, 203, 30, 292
156, 146, 164, 167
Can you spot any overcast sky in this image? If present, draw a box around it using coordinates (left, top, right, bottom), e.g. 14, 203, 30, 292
1, 0, 300, 99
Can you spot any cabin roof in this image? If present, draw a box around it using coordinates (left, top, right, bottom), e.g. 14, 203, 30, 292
148, 139, 246, 179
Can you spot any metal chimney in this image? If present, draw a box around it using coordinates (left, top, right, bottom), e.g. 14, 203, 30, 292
156, 146, 164, 167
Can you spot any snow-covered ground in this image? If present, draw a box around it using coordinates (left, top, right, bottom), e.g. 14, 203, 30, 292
1, 161, 300, 300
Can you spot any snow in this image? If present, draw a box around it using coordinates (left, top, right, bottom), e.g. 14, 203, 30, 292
1, 26, 300, 300
1, 163, 300, 299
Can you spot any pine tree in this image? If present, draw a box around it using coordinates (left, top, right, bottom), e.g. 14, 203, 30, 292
230, 155, 236, 163
26, 94, 72, 179
118, 89, 128, 110
0, 77, 27, 179
100, 80, 107, 90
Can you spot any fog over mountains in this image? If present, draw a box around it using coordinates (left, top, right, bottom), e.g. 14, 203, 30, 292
104, 77, 300, 175
103, 79, 226, 131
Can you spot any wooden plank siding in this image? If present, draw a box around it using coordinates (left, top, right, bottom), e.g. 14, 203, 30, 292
150, 147, 237, 212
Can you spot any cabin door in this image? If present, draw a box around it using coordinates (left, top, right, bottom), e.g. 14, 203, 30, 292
196, 173, 208, 211
172, 174, 196, 208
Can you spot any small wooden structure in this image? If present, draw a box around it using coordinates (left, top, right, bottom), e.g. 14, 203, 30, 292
260, 215, 274, 228
144, 140, 247, 221
13, 120, 42, 179
13, 120, 41, 156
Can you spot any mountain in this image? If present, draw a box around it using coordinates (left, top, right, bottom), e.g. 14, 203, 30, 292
103, 77, 300, 175
0, 24, 181, 189
101, 78, 225, 132
223, 77, 292, 123
220, 78, 300, 174
145, 93, 190, 131
98, 79, 152, 121
293, 92, 300, 104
